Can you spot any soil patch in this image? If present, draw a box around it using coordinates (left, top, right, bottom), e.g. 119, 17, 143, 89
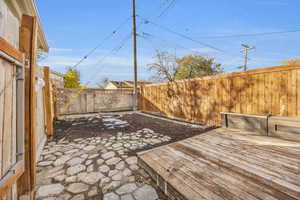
54, 113, 208, 154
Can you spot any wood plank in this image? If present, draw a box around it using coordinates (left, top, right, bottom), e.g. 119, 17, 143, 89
141, 152, 211, 200
246, 75, 253, 114
268, 116, 300, 142
297, 70, 300, 116
264, 73, 272, 114
279, 71, 288, 116
17, 15, 38, 196
220, 112, 268, 135
0, 59, 5, 177
139, 129, 300, 200
180, 138, 300, 198
253, 74, 259, 114
2, 60, 13, 175
158, 146, 288, 200
0, 37, 23, 63
272, 72, 280, 115
196, 132, 300, 180
29, 15, 38, 192
11, 63, 17, 172
0, 162, 24, 197
258, 73, 265, 114
43, 67, 53, 138
288, 70, 297, 117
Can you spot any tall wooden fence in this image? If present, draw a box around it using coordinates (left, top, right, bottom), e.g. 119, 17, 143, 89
139, 64, 300, 126
55, 89, 134, 115
0, 37, 23, 199
0, 14, 54, 199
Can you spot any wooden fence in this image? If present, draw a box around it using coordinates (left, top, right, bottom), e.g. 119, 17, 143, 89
139, 64, 300, 126
0, 14, 54, 200
55, 88, 134, 115
0, 37, 24, 199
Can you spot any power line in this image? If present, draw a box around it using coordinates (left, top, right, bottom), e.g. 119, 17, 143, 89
158, 0, 177, 18
138, 15, 261, 67
89, 21, 144, 74
59, 32, 133, 113
195, 29, 300, 39
72, 16, 131, 69
138, 16, 225, 52
139, 31, 212, 55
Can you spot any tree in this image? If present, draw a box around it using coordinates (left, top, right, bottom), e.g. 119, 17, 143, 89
175, 55, 223, 80
281, 58, 300, 65
147, 51, 178, 82
64, 67, 81, 88
147, 51, 223, 82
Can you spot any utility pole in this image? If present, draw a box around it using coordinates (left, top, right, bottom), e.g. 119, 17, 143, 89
132, 0, 138, 110
241, 44, 255, 71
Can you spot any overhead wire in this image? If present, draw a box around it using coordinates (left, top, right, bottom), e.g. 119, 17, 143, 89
138, 15, 263, 72
139, 31, 213, 55
84, 20, 145, 86
59, 31, 133, 113
195, 29, 300, 39
138, 16, 225, 52
84, 32, 133, 86
72, 16, 131, 69
158, 0, 177, 18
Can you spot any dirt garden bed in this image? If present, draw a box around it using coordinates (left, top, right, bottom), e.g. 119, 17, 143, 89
54, 112, 207, 144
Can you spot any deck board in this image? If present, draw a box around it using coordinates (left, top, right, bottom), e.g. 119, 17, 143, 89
138, 128, 300, 200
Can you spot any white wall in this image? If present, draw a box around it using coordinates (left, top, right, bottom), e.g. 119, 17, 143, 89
36, 67, 47, 161
0, 0, 20, 48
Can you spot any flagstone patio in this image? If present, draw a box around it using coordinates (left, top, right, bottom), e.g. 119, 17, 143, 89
35, 113, 206, 200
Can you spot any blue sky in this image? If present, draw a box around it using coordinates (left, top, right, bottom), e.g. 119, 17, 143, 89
37, 0, 300, 86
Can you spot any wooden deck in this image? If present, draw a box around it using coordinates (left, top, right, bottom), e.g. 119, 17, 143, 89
138, 128, 300, 200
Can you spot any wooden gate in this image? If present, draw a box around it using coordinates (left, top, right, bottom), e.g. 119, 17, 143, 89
0, 35, 25, 197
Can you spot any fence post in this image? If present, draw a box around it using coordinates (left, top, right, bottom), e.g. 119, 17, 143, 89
17, 15, 38, 199
43, 67, 54, 139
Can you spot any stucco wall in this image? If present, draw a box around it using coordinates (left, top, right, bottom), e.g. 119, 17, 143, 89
0, 0, 20, 48
36, 67, 47, 162
55, 89, 134, 115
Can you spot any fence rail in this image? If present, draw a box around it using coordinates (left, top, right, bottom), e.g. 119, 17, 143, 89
139, 64, 300, 126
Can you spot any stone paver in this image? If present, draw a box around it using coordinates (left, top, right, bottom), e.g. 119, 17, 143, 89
36, 184, 64, 198
133, 184, 159, 200
116, 183, 137, 195
35, 114, 169, 200
104, 192, 120, 200
66, 164, 86, 175
66, 183, 89, 194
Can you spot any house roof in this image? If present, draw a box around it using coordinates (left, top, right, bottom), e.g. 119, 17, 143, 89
6, 0, 49, 52
108, 81, 153, 88
50, 70, 64, 78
